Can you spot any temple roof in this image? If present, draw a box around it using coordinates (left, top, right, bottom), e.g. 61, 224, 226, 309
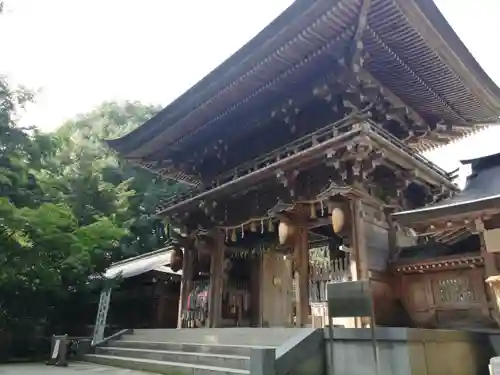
392, 152, 500, 226
395, 233, 480, 261
108, 0, 500, 163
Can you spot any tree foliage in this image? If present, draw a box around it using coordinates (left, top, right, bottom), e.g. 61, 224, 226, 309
0, 75, 178, 359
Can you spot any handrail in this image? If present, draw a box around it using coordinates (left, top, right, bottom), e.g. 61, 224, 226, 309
367, 121, 450, 178
215, 110, 372, 183
154, 112, 369, 212
155, 114, 456, 214
91, 328, 132, 348
157, 127, 363, 215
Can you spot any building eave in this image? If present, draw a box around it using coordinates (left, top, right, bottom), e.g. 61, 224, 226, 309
393, 161, 500, 228
392, 195, 500, 228
154, 120, 456, 216
107, 0, 500, 164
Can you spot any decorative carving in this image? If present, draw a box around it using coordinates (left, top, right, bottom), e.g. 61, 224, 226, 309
276, 169, 299, 197
268, 200, 295, 219
154, 120, 453, 218
317, 181, 351, 200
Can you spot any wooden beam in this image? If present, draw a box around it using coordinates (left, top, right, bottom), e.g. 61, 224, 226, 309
474, 218, 499, 276
177, 248, 194, 328
293, 225, 309, 327
208, 232, 225, 327
292, 205, 310, 328
358, 69, 428, 128
475, 217, 500, 326
385, 207, 398, 259
351, 199, 369, 280
157, 283, 166, 327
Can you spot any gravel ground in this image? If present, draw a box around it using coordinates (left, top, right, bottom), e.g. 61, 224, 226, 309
0, 362, 154, 375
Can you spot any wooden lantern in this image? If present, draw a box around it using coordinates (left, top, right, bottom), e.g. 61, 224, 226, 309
331, 207, 345, 233
278, 221, 295, 245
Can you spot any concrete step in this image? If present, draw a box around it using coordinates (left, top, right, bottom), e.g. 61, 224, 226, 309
123, 328, 306, 346
84, 354, 249, 375
107, 339, 267, 356
96, 346, 249, 370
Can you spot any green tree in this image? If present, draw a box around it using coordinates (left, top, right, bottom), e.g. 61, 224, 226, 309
0, 63, 186, 359
52, 101, 182, 259
0, 78, 133, 359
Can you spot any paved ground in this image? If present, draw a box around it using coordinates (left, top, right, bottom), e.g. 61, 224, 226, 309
0, 362, 153, 374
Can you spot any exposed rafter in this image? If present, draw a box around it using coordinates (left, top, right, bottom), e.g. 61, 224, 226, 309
364, 26, 467, 124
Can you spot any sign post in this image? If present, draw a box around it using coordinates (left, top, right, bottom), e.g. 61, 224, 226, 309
46, 334, 69, 367
326, 280, 380, 375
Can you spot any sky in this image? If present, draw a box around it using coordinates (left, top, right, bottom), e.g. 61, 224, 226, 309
1, 0, 500, 186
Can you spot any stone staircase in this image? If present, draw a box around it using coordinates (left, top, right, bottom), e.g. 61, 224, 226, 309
84, 328, 307, 374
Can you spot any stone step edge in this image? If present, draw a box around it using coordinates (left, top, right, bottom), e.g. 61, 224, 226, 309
101, 346, 249, 360
85, 354, 249, 374
114, 340, 276, 349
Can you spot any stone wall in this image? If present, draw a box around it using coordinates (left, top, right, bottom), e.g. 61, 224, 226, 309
324, 327, 495, 375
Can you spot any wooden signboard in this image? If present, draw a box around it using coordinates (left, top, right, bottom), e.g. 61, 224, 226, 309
326, 280, 380, 375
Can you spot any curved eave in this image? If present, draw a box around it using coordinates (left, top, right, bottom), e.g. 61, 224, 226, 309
412, 0, 500, 112
418, 124, 492, 154
105, 0, 319, 155
108, 0, 500, 160
393, 162, 500, 227
392, 195, 500, 228
103, 247, 177, 280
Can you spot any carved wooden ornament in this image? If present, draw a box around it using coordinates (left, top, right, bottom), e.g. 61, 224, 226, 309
278, 221, 295, 245
331, 207, 345, 233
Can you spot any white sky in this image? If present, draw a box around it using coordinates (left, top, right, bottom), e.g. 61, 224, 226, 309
1, 0, 500, 185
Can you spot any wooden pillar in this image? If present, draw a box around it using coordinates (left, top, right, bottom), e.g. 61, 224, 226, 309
250, 256, 262, 327
349, 199, 369, 328
475, 219, 500, 325
293, 223, 309, 327
208, 232, 225, 327
385, 207, 398, 259
476, 219, 500, 277
177, 248, 194, 328
350, 199, 369, 280
157, 282, 166, 327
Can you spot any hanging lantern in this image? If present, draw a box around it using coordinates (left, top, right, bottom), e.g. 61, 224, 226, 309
278, 221, 295, 245
331, 207, 345, 233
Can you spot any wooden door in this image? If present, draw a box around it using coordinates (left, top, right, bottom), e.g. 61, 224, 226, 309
260, 252, 293, 327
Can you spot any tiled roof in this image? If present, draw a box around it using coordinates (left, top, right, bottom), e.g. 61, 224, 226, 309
108, 0, 500, 186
